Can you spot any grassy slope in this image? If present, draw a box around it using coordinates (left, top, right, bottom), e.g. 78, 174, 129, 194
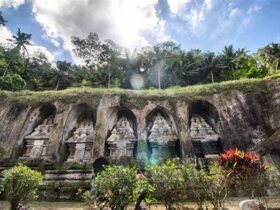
0, 77, 276, 105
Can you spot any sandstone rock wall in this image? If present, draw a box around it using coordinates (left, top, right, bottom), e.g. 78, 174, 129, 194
0, 78, 279, 163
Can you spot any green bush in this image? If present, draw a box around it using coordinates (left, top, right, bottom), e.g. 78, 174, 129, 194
92, 165, 137, 210
0, 74, 26, 91
1, 163, 43, 210
147, 160, 185, 210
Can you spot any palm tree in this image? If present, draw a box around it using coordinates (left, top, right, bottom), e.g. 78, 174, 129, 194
259, 43, 280, 73
9, 28, 32, 56
221, 45, 238, 80
195, 52, 224, 83
148, 42, 180, 89
51, 61, 71, 90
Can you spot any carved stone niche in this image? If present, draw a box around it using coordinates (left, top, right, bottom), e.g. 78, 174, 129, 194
190, 114, 221, 158
148, 113, 178, 161
106, 116, 137, 159
65, 118, 95, 162
23, 115, 54, 159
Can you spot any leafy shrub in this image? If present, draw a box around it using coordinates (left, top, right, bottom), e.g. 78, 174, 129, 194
0, 74, 26, 91
2, 164, 43, 210
147, 160, 185, 210
217, 148, 267, 197
182, 164, 207, 209
92, 165, 137, 210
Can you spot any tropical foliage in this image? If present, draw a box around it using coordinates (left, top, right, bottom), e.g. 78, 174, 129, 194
91, 165, 137, 210
146, 160, 185, 210
217, 148, 268, 197
1, 164, 43, 210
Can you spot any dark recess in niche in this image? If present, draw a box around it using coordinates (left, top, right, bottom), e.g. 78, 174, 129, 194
189, 100, 219, 132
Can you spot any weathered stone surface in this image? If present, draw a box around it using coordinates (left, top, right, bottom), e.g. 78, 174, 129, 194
22, 116, 54, 159
190, 114, 221, 157
0, 78, 279, 166
65, 118, 95, 162
106, 116, 136, 158
148, 112, 178, 160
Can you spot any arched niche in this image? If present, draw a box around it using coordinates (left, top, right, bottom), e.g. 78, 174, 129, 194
188, 100, 222, 158
61, 104, 96, 162
145, 106, 180, 162
105, 107, 137, 160
19, 103, 56, 159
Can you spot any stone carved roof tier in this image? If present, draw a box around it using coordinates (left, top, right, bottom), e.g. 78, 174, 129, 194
149, 113, 177, 145
66, 119, 95, 143
190, 115, 219, 142
25, 116, 54, 140
107, 117, 136, 144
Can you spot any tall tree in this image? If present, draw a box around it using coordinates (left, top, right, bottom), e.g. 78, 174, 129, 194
72, 32, 101, 67
51, 61, 71, 90
72, 33, 123, 88
98, 39, 122, 88
195, 52, 224, 83
258, 42, 280, 73
221, 45, 238, 80
9, 28, 32, 56
143, 41, 180, 89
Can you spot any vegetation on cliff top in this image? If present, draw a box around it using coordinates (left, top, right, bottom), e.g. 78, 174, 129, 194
0, 77, 275, 105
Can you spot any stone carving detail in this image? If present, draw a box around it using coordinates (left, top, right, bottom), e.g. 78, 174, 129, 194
148, 113, 178, 160
65, 119, 95, 162
190, 114, 220, 157
107, 117, 136, 158
23, 115, 54, 158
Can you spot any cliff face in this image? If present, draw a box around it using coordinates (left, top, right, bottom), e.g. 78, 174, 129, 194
0, 78, 279, 163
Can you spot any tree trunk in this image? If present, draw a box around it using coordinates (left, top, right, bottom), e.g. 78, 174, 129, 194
10, 200, 18, 210
231, 66, 235, 80
210, 71, 215, 83
275, 60, 279, 72
158, 64, 161, 89
55, 79, 60, 90
107, 67, 111, 88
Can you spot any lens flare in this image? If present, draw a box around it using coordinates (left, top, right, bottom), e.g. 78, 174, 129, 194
130, 73, 144, 89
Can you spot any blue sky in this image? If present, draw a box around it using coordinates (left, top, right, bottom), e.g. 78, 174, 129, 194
0, 0, 280, 63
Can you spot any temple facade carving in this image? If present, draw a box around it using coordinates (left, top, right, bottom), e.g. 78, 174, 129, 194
190, 114, 221, 158
22, 115, 54, 159
106, 116, 137, 159
65, 119, 95, 162
148, 113, 178, 161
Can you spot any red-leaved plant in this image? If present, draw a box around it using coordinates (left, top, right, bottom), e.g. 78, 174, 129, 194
217, 148, 267, 197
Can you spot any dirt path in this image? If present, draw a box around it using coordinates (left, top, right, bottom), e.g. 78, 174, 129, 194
1, 197, 280, 210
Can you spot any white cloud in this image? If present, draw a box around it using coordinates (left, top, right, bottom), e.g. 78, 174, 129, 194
0, 0, 24, 8
189, 9, 205, 28
29, 0, 168, 63
204, 0, 213, 10
0, 26, 55, 62
0, 26, 13, 47
248, 5, 261, 15
229, 8, 240, 19
41, 34, 60, 47
167, 0, 190, 14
